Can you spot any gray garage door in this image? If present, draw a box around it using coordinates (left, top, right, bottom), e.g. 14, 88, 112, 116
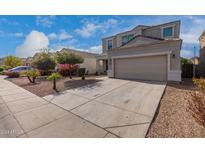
114, 55, 167, 81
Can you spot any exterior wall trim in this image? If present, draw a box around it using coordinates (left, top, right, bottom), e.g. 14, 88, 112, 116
111, 51, 172, 59
109, 39, 181, 52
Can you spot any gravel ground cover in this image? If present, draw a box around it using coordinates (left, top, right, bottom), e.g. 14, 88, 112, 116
7, 76, 103, 97
147, 79, 205, 138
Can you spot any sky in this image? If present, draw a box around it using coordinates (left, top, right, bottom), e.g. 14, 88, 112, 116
0, 15, 204, 58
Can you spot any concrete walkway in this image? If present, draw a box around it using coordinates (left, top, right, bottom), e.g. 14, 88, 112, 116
0, 76, 165, 138
0, 76, 109, 137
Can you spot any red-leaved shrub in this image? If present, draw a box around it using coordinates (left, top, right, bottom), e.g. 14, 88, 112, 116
57, 64, 78, 76
38, 69, 53, 76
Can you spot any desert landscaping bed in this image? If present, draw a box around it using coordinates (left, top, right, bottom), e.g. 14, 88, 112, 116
147, 79, 205, 138
7, 76, 104, 97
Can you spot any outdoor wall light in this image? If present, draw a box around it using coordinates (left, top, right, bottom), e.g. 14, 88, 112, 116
172, 54, 176, 58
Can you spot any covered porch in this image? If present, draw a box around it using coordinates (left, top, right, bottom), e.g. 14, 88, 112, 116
96, 54, 108, 75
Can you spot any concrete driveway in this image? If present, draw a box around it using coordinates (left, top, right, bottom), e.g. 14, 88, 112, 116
44, 77, 166, 137
0, 76, 165, 138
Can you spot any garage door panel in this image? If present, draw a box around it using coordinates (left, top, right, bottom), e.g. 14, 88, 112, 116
114, 55, 167, 81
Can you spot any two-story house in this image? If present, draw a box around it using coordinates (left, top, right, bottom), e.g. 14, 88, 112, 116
96, 20, 182, 82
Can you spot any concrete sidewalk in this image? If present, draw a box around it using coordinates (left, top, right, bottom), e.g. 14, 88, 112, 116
0, 76, 110, 138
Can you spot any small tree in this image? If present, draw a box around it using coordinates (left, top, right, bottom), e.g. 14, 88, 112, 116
22, 69, 40, 84
55, 51, 84, 78
47, 73, 62, 91
181, 58, 192, 65
3, 56, 23, 69
32, 51, 56, 75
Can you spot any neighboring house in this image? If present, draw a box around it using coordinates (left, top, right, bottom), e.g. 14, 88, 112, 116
59, 48, 97, 74
199, 31, 205, 77
21, 57, 32, 66
97, 20, 182, 82
190, 56, 199, 65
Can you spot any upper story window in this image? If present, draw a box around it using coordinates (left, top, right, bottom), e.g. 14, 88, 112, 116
122, 34, 134, 45
107, 40, 113, 50
162, 26, 174, 38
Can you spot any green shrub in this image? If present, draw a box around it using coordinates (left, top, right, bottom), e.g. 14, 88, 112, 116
181, 57, 192, 64
78, 68, 86, 77
0, 67, 3, 72
3, 56, 23, 68
32, 52, 56, 74
55, 51, 84, 65
1, 65, 11, 70
22, 70, 40, 83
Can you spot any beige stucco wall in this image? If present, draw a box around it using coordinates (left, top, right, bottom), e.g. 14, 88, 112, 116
102, 21, 181, 53
199, 35, 205, 76
79, 57, 96, 74
143, 21, 180, 39
120, 37, 160, 48
199, 47, 205, 76
200, 37, 205, 48
102, 27, 146, 52
115, 29, 142, 47
102, 36, 116, 52
107, 40, 182, 71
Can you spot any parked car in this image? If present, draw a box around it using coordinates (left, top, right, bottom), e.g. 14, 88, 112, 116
3, 66, 32, 77
7, 66, 32, 73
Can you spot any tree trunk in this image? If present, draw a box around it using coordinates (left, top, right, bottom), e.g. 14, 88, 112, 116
53, 78, 56, 90
69, 70, 72, 79
32, 77, 36, 83
27, 76, 32, 83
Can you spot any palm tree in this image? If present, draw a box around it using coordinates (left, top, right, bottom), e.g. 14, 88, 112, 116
47, 73, 62, 91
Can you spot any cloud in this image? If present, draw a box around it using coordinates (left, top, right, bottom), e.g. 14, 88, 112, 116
0, 31, 23, 38
70, 45, 102, 54
16, 30, 49, 58
10, 32, 24, 37
181, 33, 199, 44
0, 18, 19, 25
181, 16, 205, 44
36, 16, 56, 28
76, 18, 119, 38
102, 18, 118, 31
75, 23, 102, 38
58, 30, 73, 40
47, 33, 57, 40
89, 45, 102, 53
181, 49, 194, 58
48, 30, 73, 41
